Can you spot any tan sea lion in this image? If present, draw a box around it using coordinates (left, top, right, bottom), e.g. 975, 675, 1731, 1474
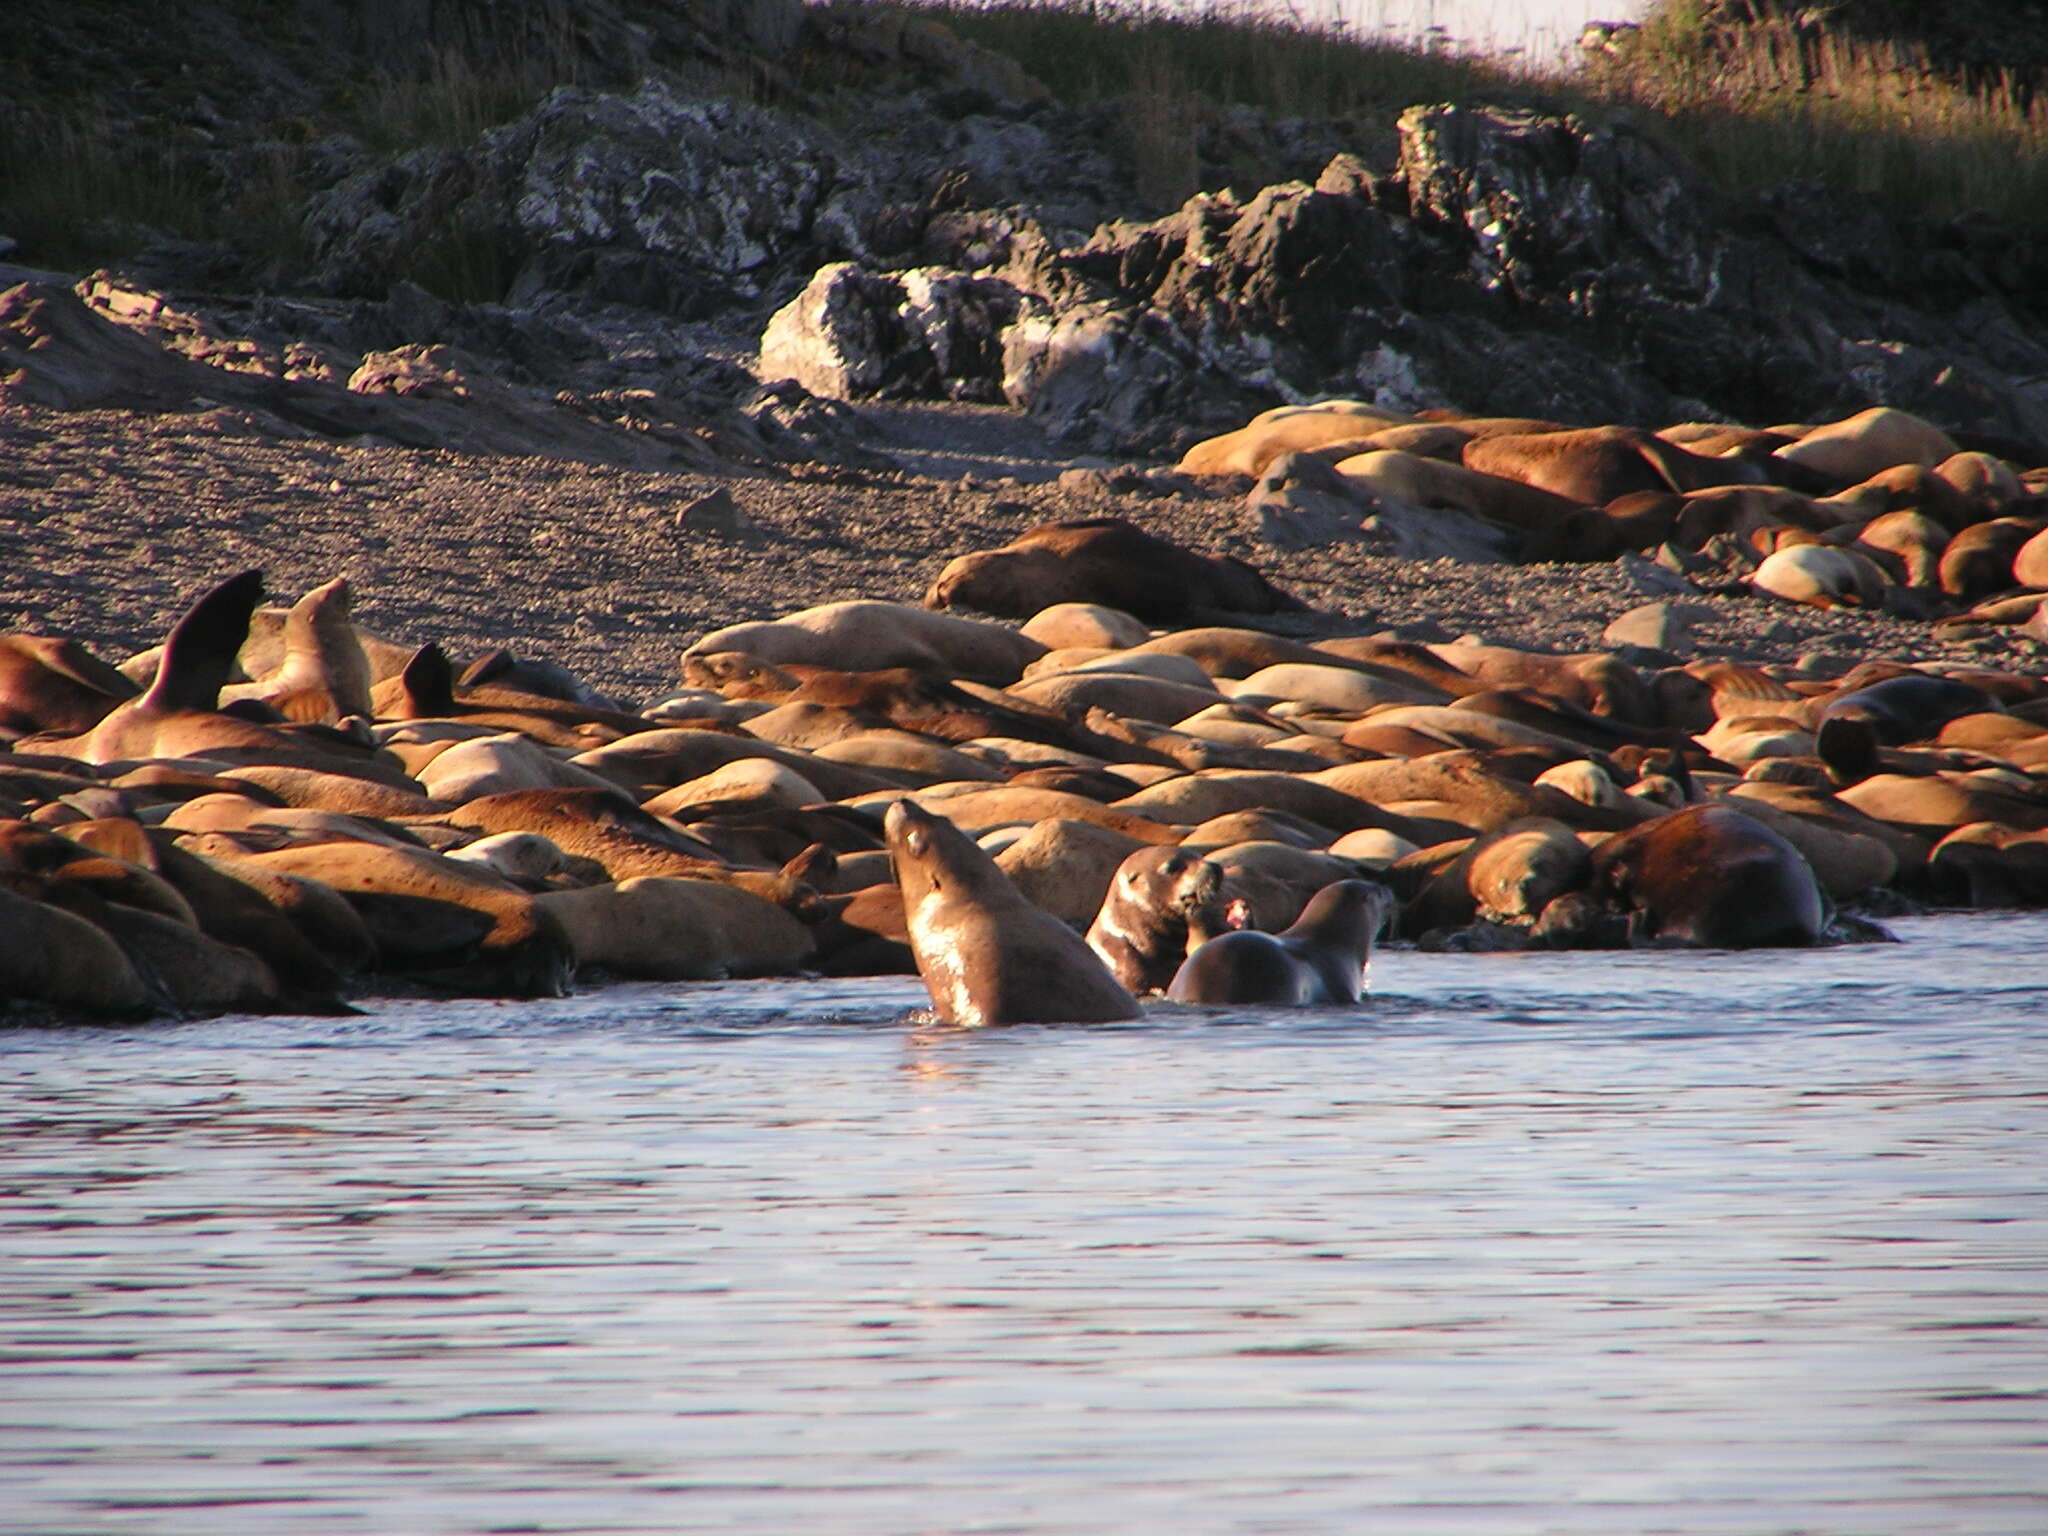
218, 576, 372, 723
1771, 407, 1959, 487
1019, 602, 1152, 652
32, 572, 408, 787
883, 799, 1138, 1026
1751, 544, 1888, 610
1166, 879, 1394, 1006
1084, 845, 1235, 994
1179, 403, 1408, 477
685, 600, 1048, 686
535, 877, 814, 980
993, 817, 1152, 926
1332, 449, 1586, 533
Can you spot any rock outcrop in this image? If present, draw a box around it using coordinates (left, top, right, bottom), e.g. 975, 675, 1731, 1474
759, 102, 2048, 460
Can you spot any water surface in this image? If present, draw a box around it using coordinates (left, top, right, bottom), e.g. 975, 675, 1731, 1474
4, 914, 2046, 1534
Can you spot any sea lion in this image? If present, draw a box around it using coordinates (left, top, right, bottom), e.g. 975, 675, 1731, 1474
2011, 526, 2048, 590
0, 884, 155, 1014
925, 518, 1309, 625
217, 576, 372, 723
1584, 803, 1825, 947
1179, 403, 1408, 477
535, 876, 814, 981
1771, 407, 1959, 487
1812, 673, 2001, 784
993, 817, 1152, 926
1019, 602, 1152, 652
884, 798, 1138, 1026
1940, 516, 2048, 601
1847, 509, 1950, 591
1751, 544, 1888, 610
1332, 449, 1586, 533
1085, 845, 1235, 994
1463, 425, 1754, 505
684, 600, 1048, 686
0, 634, 138, 738
33, 572, 407, 787
1166, 879, 1394, 1007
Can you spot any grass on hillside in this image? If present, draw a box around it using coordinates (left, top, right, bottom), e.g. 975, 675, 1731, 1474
0, 28, 588, 289
3, 0, 2045, 291
908, 0, 2048, 225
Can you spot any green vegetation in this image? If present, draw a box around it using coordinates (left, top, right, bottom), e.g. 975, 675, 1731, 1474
0, 15, 586, 279
1585, 1, 2048, 220
908, 0, 2048, 225
0, 110, 220, 269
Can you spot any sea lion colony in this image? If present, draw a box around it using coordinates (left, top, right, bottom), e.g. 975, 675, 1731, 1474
6, 398, 2048, 1025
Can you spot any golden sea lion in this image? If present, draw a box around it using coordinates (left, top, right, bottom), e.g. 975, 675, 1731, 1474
1771, 407, 1959, 487
1179, 402, 1409, 477
218, 576, 372, 724
884, 798, 1138, 1026
685, 600, 1049, 686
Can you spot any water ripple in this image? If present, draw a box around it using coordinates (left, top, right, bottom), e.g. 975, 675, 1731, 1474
2, 915, 2046, 1533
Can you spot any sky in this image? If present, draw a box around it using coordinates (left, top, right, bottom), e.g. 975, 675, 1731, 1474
1280, 0, 1655, 60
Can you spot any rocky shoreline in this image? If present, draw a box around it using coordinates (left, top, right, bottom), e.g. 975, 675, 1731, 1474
5, 399, 2033, 707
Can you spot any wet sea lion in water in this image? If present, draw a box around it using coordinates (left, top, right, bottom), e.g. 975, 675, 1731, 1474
883, 798, 1138, 1026
1167, 879, 1394, 1007
1085, 845, 1236, 995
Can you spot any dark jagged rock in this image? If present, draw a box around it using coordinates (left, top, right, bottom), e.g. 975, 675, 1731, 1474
765, 98, 2048, 460
305, 80, 847, 309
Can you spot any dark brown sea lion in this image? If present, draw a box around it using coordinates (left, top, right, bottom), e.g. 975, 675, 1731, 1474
1166, 879, 1394, 1006
1464, 425, 1754, 506
1813, 674, 2003, 783
925, 518, 1309, 625
1938, 516, 2048, 602
1584, 803, 1825, 947
1084, 845, 1235, 995
1519, 491, 1680, 562
883, 798, 1138, 1026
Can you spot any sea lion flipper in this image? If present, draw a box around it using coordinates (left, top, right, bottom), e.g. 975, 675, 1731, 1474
140, 569, 265, 713
398, 642, 458, 718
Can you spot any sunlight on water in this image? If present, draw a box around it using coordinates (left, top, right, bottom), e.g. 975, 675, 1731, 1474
3, 914, 2046, 1534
